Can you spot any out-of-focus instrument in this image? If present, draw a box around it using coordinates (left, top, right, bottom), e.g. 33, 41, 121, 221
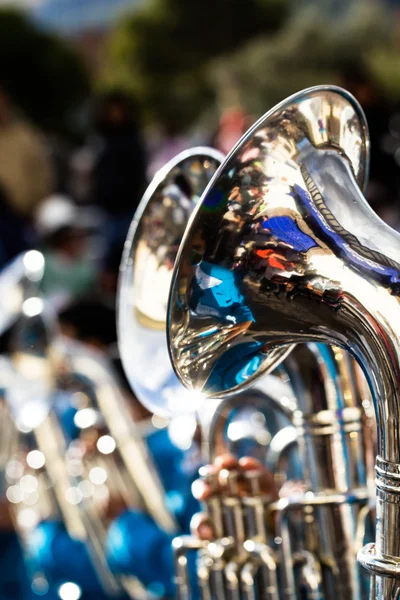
3, 149, 225, 598
167, 86, 397, 598
54, 338, 177, 599
118, 146, 224, 418
1, 250, 176, 598
1, 251, 122, 595
0, 252, 37, 500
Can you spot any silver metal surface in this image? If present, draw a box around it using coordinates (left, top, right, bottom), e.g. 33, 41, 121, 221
168, 86, 369, 398
118, 147, 224, 417
284, 344, 372, 599
173, 343, 375, 599
198, 373, 297, 464
168, 86, 398, 597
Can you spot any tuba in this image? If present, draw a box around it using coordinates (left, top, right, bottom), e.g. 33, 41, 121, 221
172, 343, 376, 600
117, 146, 314, 598
167, 85, 400, 598
1, 249, 177, 597
1, 250, 122, 595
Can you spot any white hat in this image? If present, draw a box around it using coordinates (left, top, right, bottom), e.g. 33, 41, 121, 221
36, 195, 79, 238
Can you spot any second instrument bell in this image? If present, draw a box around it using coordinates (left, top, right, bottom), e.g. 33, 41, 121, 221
118, 147, 223, 417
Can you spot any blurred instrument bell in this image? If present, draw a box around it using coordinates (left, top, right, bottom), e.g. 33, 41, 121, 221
118, 147, 224, 417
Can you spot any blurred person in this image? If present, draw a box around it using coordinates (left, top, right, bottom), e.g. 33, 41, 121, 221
0, 183, 30, 270
36, 195, 100, 312
0, 86, 54, 219
58, 297, 117, 351
69, 144, 96, 205
29, 224, 203, 598
148, 120, 192, 178
41, 259, 203, 598
56, 240, 124, 351
47, 133, 74, 196
89, 91, 147, 254
212, 106, 250, 156
104, 360, 202, 598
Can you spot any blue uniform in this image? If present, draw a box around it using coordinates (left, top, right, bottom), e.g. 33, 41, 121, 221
25, 427, 200, 599
0, 532, 30, 600
25, 521, 113, 600
107, 429, 200, 598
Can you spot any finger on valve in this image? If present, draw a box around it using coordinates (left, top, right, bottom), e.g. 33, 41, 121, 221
190, 511, 215, 541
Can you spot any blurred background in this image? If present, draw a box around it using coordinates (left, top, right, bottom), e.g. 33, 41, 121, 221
2, 0, 400, 297
0, 0, 399, 598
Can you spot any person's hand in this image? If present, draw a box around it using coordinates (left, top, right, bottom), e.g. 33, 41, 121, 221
192, 453, 278, 502
190, 453, 279, 541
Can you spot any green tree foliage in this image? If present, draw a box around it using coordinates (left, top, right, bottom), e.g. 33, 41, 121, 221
104, 0, 289, 130
209, 1, 393, 118
0, 9, 90, 132
104, 0, 400, 130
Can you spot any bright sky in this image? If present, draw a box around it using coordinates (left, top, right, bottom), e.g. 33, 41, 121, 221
0, 0, 45, 5
0, 0, 143, 33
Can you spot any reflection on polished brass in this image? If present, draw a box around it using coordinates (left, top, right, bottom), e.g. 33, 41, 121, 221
118, 147, 223, 417
168, 86, 400, 598
282, 344, 374, 600
168, 87, 369, 398
197, 373, 297, 465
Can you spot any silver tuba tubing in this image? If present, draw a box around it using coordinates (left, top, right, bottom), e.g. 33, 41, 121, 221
278, 344, 373, 600
171, 342, 374, 599
4, 250, 176, 597
171, 377, 296, 599
55, 338, 175, 597
167, 86, 397, 597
